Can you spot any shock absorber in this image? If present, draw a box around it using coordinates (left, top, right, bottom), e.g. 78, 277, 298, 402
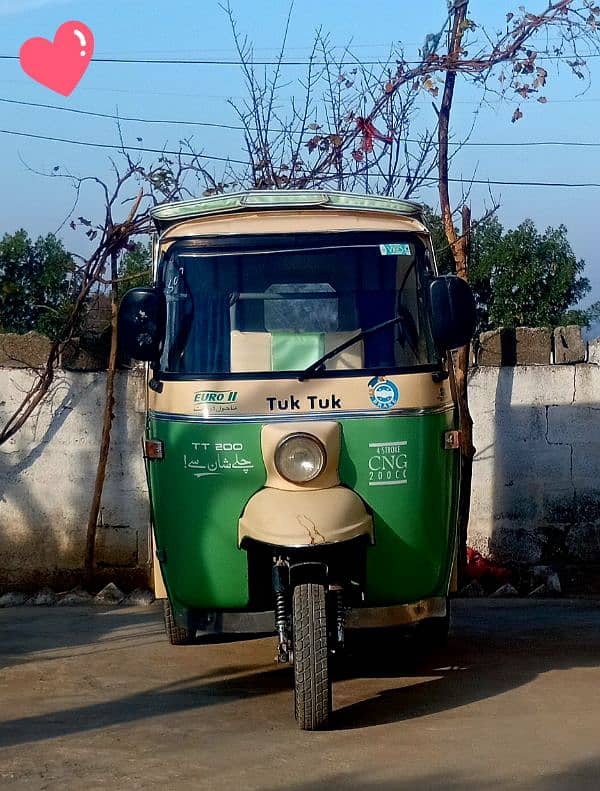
272, 559, 289, 663
330, 583, 345, 650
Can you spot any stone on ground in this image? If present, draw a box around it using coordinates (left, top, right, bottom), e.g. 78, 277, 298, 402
57, 587, 93, 606
26, 588, 57, 606
123, 588, 155, 606
94, 582, 125, 605
458, 580, 486, 598
490, 583, 519, 598
0, 592, 27, 607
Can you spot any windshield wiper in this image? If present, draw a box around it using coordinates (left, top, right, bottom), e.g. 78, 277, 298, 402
298, 314, 409, 381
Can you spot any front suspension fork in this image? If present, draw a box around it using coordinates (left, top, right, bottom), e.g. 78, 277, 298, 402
271, 558, 347, 663
272, 559, 290, 663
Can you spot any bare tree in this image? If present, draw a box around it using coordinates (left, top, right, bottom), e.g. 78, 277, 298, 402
221, 0, 600, 582
1, 141, 223, 570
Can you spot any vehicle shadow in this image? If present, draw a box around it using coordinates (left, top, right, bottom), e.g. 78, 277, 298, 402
0, 600, 598, 747
332, 599, 600, 730
0, 663, 294, 749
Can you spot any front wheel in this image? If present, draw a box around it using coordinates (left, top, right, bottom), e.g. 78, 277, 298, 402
292, 582, 332, 730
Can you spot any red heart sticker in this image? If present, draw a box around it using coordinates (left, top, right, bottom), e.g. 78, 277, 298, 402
19, 21, 94, 97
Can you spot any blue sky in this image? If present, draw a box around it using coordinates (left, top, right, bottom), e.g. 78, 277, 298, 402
1, 0, 599, 305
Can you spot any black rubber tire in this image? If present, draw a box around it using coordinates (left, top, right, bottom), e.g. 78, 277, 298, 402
163, 599, 194, 645
292, 582, 332, 731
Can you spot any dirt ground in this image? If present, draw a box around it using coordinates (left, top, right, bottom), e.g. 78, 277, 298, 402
0, 599, 599, 790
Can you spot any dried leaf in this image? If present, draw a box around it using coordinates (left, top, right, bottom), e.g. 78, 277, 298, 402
506, 11, 514, 22
78, 217, 92, 227
352, 150, 363, 162
384, 80, 395, 94
69, 221, 77, 231
537, 96, 548, 103
422, 78, 438, 96
329, 134, 343, 147
305, 135, 321, 153
511, 107, 523, 123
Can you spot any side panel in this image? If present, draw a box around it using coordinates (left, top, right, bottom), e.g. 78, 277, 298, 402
338, 411, 459, 605
146, 419, 266, 609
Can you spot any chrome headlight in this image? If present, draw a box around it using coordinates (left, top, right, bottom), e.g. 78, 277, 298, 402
274, 433, 327, 484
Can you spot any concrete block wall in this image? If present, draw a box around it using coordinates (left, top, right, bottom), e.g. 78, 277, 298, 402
1, 327, 600, 588
469, 364, 600, 566
0, 367, 149, 590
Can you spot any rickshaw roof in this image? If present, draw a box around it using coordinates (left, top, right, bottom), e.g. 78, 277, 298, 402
150, 190, 424, 234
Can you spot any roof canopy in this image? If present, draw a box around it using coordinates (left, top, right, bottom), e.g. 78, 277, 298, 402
150, 190, 423, 234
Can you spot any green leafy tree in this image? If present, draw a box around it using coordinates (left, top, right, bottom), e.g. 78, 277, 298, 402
424, 208, 593, 331
0, 230, 78, 340
118, 241, 152, 300
485, 221, 590, 329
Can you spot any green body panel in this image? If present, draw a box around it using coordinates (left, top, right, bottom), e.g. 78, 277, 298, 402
147, 410, 459, 612
146, 420, 266, 610
338, 411, 459, 605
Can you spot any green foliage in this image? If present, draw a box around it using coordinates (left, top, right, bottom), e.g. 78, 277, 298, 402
118, 241, 152, 299
424, 208, 592, 331
0, 230, 78, 340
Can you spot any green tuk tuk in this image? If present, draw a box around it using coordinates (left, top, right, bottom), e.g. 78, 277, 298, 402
119, 190, 475, 730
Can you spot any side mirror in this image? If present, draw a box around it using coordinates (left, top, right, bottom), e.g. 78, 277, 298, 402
429, 275, 476, 351
118, 287, 166, 362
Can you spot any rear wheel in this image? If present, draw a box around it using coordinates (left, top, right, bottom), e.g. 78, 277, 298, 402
292, 582, 331, 730
163, 599, 194, 645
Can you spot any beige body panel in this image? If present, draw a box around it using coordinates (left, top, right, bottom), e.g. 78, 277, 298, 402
261, 421, 340, 491
239, 486, 373, 548
148, 372, 453, 419
151, 534, 167, 599
159, 209, 428, 250
230, 331, 363, 373
230, 331, 272, 373
241, 420, 372, 547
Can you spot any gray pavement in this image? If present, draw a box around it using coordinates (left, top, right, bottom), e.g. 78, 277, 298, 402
0, 599, 599, 790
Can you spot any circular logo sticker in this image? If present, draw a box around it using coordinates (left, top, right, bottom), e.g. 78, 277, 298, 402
368, 376, 399, 410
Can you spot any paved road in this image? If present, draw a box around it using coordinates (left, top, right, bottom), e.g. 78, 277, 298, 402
0, 600, 599, 790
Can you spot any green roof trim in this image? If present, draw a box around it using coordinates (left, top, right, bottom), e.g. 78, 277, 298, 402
151, 190, 423, 231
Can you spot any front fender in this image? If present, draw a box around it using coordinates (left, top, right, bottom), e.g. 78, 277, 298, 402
239, 486, 373, 548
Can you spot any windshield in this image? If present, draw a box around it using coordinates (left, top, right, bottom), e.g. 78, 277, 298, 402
159, 232, 439, 377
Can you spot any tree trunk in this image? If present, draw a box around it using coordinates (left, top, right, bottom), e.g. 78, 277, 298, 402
84, 252, 119, 575
454, 206, 475, 588
438, 1, 476, 589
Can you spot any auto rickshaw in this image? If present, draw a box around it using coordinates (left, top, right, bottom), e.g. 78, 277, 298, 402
119, 190, 475, 730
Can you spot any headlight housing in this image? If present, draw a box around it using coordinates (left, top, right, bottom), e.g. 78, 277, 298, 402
274, 433, 327, 484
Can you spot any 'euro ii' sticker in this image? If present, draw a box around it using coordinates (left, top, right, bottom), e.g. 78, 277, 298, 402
368, 376, 399, 410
